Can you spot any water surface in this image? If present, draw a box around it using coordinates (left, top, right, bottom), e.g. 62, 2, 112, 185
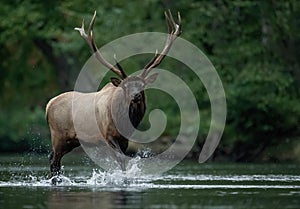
0, 154, 299, 209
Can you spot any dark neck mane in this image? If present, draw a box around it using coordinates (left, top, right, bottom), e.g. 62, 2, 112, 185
129, 91, 146, 128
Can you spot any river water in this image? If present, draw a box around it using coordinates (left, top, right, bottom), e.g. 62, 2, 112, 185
0, 154, 299, 209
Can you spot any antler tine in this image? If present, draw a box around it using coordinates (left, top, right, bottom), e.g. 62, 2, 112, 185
141, 10, 182, 78
75, 11, 127, 79
88, 11, 96, 35
143, 49, 159, 70
165, 11, 173, 34
166, 10, 181, 38
114, 54, 127, 78
177, 12, 182, 30
86, 11, 97, 52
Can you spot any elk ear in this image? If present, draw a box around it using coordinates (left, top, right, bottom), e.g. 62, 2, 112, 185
110, 77, 122, 87
145, 73, 158, 84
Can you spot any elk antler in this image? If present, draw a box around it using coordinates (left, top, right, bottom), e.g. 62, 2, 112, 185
75, 11, 127, 79
140, 10, 182, 78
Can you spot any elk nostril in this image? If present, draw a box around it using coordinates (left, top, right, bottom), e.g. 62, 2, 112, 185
133, 94, 141, 102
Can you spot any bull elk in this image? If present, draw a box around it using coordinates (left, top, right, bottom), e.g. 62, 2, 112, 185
46, 10, 181, 177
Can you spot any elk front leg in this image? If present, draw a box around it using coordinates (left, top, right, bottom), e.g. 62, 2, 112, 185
108, 137, 128, 171
49, 151, 62, 177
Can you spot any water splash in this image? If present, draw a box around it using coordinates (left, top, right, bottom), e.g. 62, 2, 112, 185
83, 155, 156, 187
0, 155, 155, 188
1, 156, 300, 191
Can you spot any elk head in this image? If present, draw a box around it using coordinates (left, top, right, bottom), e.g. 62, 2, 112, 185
110, 75, 157, 106
75, 10, 181, 104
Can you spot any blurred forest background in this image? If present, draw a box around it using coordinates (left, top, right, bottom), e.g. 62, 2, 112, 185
0, 0, 299, 162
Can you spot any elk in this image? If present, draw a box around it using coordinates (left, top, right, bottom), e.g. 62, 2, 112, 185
46, 10, 181, 177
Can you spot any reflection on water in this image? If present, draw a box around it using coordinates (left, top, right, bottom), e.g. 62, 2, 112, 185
0, 155, 300, 209
48, 190, 132, 209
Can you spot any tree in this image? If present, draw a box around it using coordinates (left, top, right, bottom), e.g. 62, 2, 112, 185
0, 0, 299, 162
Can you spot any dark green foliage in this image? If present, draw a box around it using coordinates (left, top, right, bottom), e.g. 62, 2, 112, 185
0, 0, 299, 161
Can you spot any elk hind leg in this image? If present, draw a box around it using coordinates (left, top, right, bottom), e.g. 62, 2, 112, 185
49, 137, 80, 178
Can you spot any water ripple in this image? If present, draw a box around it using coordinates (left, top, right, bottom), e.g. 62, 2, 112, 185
1, 169, 300, 191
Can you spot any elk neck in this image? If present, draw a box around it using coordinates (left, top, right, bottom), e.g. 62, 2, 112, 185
129, 91, 146, 128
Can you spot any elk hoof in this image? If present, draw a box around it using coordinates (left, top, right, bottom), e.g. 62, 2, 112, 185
50, 176, 62, 185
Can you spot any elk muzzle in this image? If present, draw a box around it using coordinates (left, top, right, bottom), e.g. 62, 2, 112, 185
132, 93, 142, 103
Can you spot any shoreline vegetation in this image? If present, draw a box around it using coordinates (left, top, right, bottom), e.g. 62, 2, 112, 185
1, 1, 300, 163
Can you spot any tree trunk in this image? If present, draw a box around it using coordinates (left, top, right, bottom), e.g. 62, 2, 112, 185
34, 38, 76, 91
